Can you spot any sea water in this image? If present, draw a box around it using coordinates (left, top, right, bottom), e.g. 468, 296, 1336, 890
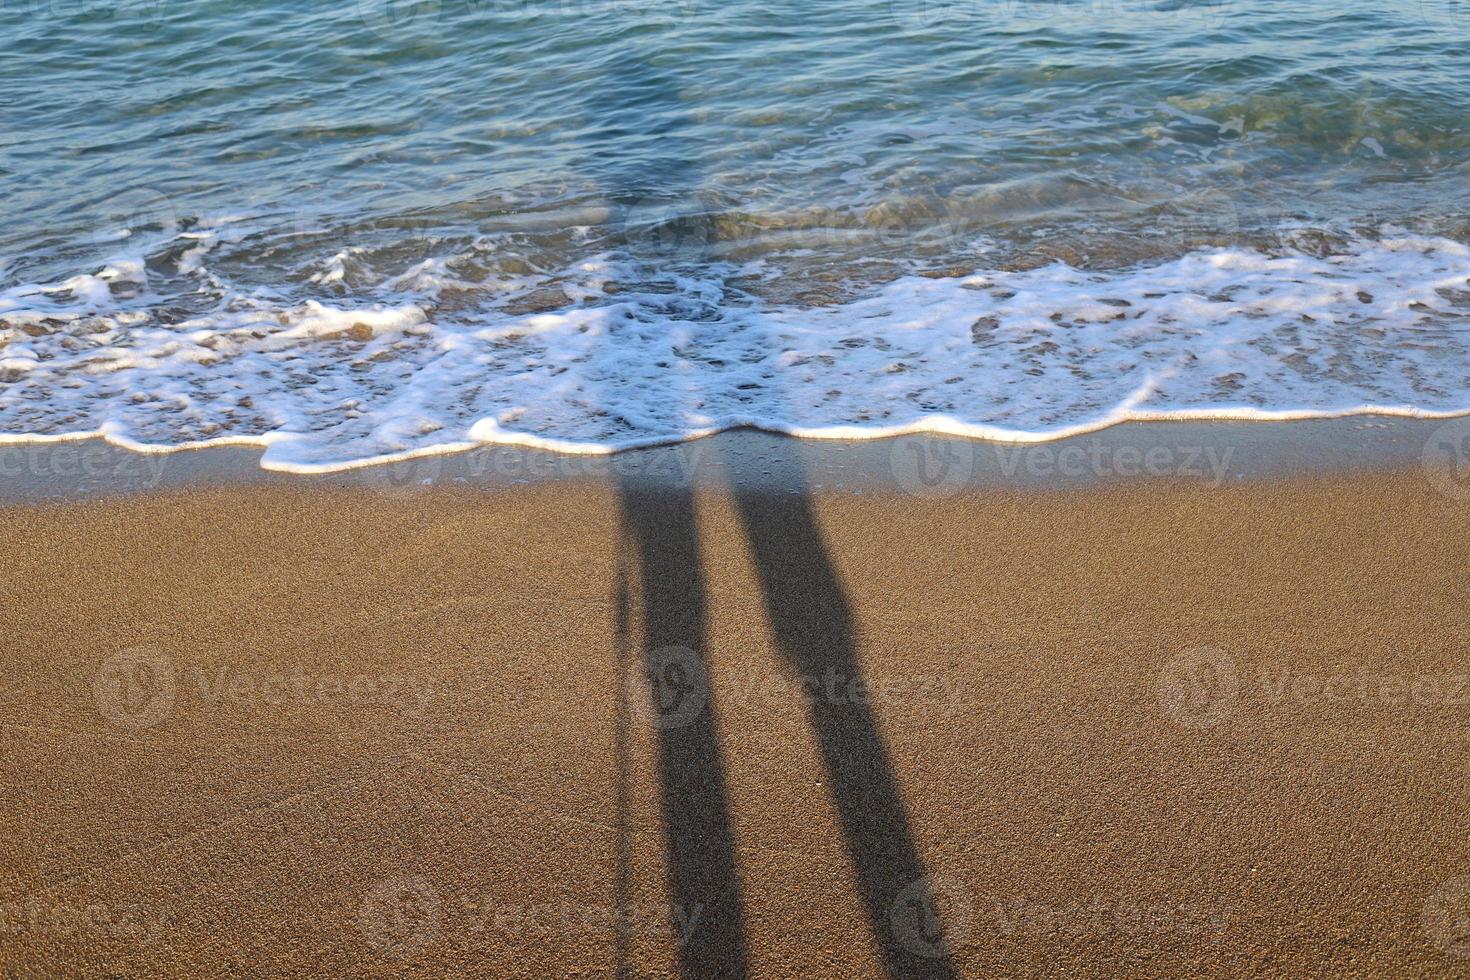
2, 0, 1468, 470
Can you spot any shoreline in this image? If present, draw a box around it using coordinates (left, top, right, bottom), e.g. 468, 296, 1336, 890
2, 414, 1468, 504
3, 466, 1470, 974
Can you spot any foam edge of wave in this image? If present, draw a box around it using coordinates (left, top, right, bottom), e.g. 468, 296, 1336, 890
2, 403, 1467, 476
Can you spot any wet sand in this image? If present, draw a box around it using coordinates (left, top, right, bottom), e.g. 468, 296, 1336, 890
3, 467, 1470, 976
0, 415, 1454, 503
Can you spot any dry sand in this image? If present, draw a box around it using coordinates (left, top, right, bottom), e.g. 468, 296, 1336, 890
3, 468, 1470, 976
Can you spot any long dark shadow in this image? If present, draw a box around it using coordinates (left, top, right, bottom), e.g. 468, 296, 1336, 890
585, 36, 943, 977
730, 486, 958, 979
616, 485, 749, 978
587, 40, 752, 976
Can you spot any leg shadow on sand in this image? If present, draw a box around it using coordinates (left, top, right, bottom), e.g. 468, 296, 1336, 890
614, 458, 958, 978
614, 484, 750, 978
731, 486, 958, 979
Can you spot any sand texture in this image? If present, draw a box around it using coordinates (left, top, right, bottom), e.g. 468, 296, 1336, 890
3, 470, 1470, 976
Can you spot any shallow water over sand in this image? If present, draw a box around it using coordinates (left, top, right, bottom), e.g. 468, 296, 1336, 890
2, 0, 1469, 467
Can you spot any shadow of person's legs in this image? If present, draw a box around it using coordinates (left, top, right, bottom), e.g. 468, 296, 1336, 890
615, 484, 749, 978
585, 41, 945, 974
731, 487, 958, 979
583, 43, 751, 973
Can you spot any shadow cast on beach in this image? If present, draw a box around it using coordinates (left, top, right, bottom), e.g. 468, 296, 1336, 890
614, 472, 957, 978
590, 45, 954, 977
614, 486, 749, 977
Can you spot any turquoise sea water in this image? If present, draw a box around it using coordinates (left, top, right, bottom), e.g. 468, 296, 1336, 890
2, 0, 1469, 467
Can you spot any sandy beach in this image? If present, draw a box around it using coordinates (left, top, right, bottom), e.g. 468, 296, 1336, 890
3, 459, 1469, 977
10, 0, 1470, 973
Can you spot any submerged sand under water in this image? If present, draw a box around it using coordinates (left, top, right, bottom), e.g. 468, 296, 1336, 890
0, 415, 1459, 503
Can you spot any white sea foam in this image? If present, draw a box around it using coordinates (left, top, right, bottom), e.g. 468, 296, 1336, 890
2, 233, 1469, 472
